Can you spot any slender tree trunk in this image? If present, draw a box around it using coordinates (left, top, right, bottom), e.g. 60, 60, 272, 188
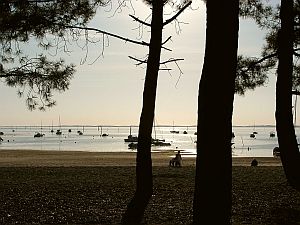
193, 1, 239, 224
276, 0, 300, 191
121, 1, 163, 224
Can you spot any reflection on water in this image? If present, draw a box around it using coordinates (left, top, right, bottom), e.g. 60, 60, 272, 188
0, 125, 299, 157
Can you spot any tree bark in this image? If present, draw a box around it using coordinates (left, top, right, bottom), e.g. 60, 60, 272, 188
276, 0, 300, 191
193, 1, 239, 224
121, 1, 163, 224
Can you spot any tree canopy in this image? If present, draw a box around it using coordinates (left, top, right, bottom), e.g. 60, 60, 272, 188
237, 0, 300, 95
0, 0, 107, 110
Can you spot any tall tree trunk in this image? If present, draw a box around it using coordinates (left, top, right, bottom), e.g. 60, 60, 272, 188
121, 1, 163, 224
276, 0, 300, 190
193, 1, 239, 224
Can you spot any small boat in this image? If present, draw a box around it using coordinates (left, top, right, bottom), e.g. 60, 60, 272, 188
68, 129, 72, 133
194, 132, 197, 135
183, 131, 188, 134
124, 126, 138, 142
250, 133, 255, 138
56, 116, 62, 135
170, 130, 180, 134
102, 133, 109, 137
152, 118, 170, 146
0, 137, 3, 142
34, 132, 44, 138
0, 131, 4, 135
270, 132, 276, 137
50, 121, 54, 133
77, 131, 83, 135
152, 141, 171, 146
170, 121, 179, 134
151, 138, 171, 146
124, 135, 138, 142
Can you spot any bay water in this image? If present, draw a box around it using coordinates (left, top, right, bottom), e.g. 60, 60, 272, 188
0, 125, 299, 157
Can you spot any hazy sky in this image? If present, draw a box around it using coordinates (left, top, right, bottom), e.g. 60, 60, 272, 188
0, 0, 286, 126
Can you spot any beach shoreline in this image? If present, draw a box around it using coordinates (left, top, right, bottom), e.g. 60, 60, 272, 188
0, 149, 282, 167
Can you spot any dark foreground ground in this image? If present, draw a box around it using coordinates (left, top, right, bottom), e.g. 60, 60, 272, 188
0, 166, 300, 225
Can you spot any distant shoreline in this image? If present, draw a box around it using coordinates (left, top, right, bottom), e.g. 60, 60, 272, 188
0, 149, 282, 167
0, 124, 279, 128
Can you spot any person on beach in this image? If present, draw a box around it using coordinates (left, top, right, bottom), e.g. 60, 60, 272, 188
169, 150, 182, 167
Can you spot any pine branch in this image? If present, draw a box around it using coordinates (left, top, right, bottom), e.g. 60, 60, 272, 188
162, 36, 172, 46
160, 58, 184, 65
129, 15, 151, 27
128, 56, 147, 66
163, 1, 192, 27
64, 25, 150, 48
241, 52, 277, 74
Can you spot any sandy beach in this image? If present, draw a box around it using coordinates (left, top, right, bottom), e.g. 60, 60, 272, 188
0, 149, 299, 225
0, 149, 281, 167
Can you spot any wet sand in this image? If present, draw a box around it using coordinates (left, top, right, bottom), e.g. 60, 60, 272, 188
0, 149, 281, 167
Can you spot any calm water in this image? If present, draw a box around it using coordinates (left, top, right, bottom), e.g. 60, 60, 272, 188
0, 125, 299, 157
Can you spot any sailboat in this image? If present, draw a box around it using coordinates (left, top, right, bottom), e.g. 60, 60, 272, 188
50, 120, 54, 133
124, 126, 138, 142
152, 119, 171, 146
250, 122, 257, 138
101, 126, 109, 137
253, 122, 258, 134
56, 116, 62, 135
170, 121, 179, 134
34, 121, 45, 138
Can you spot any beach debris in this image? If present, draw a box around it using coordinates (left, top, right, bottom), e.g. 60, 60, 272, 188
273, 147, 280, 157
251, 159, 258, 166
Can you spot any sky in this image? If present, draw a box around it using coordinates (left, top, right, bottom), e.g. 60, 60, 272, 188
0, 0, 285, 127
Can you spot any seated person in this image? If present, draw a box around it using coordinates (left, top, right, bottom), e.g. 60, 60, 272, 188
169, 150, 182, 167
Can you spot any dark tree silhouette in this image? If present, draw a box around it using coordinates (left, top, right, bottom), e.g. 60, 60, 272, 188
238, 0, 300, 190
121, 1, 191, 224
193, 0, 239, 224
121, 1, 164, 224
276, 0, 300, 190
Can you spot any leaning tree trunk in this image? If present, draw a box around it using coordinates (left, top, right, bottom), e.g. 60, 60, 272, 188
276, 0, 300, 191
121, 1, 163, 224
193, 1, 239, 224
